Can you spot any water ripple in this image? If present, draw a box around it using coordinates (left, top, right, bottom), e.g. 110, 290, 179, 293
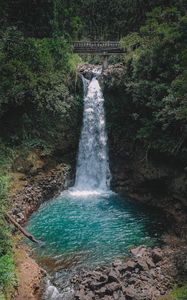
27, 191, 166, 269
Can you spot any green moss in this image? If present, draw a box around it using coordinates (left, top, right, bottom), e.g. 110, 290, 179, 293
171, 285, 187, 300
0, 253, 16, 295
160, 284, 187, 300
0, 171, 16, 298
0, 292, 6, 300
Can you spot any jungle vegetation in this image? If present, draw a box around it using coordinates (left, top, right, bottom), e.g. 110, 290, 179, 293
0, 0, 186, 298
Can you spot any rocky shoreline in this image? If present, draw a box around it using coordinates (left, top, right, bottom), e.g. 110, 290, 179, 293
8, 63, 187, 299
9, 155, 186, 297
44, 243, 187, 300
12, 158, 184, 300
10, 161, 72, 300
9, 155, 187, 300
10, 163, 71, 225
70, 245, 184, 300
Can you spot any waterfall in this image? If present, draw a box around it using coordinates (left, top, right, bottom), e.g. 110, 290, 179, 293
73, 69, 111, 193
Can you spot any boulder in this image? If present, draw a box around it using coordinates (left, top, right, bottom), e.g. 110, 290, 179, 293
105, 283, 121, 295
146, 257, 155, 269
124, 286, 137, 299
136, 258, 149, 271
95, 286, 107, 296
120, 261, 136, 273
130, 246, 147, 258
108, 270, 120, 283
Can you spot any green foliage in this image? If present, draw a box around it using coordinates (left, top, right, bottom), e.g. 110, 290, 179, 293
0, 143, 15, 170
118, 5, 187, 159
160, 284, 187, 300
0, 0, 186, 298
0, 21, 82, 298
0, 253, 16, 294
20, 138, 54, 156
1, 0, 183, 39
0, 146, 17, 298
171, 284, 187, 300
0, 175, 9, 204
1, 0, 54, 38
0, 173, 16, 297
0, 27, 82, 147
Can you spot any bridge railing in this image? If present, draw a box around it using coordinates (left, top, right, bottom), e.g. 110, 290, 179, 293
73, 41, 124, 54
73, 41, 121, 48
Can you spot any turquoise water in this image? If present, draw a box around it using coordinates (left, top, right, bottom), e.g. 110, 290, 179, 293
26, 191, 165, 269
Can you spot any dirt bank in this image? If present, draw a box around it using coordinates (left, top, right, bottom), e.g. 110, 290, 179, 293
9, 155, 72, 300
13, 245, 45, 300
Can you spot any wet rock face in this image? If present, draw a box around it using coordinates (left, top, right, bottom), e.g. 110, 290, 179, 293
69, 245, 187, 300
77, 63, 125, 83
10, 163, 71, 224
78, 64, 102, 80
100, 64, 187, 239
106, 135, 187, 238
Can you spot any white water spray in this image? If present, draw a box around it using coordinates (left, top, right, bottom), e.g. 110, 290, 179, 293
73, 68, 111, 194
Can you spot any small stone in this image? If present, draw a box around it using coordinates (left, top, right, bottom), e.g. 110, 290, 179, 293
103, 296, 113, 300
130, 246, 147, 258
152, 249, 163, 263
90, 281, 105, 290
75, 288, 86, 299
105, 282, 121, 294
124, 287, 136, 299
146, 257, 155, 268
108, 270, 119, 282
120, 261, 136, 273
95, 286, 106, 296
113, 259, 123, 268
136, 258, 149, 271
113, 291, 120, 300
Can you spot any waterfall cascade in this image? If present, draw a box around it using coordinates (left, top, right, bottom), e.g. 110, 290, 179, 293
73, 68, 111, 194
29, 67, 166, 300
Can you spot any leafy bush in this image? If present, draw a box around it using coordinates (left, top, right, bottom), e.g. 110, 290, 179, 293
160, 284, 187, 300
0, 173, 16, 297
0, 27, 82, 147
171, 285, 187, 300
118, 6, 187, 159
0, 175, 9, 205
0, 243, 16, 294
0, 27, 83, 297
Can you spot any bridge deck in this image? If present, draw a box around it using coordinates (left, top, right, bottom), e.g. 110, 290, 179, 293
73, 41, 124, 54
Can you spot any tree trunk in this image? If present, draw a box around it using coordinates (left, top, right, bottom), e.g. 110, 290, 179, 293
5, 213, 41, 244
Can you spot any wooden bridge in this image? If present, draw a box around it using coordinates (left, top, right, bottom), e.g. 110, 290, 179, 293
73, 41, 124, 54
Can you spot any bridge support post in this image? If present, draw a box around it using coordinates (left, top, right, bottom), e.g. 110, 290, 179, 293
102, 55, 108, 72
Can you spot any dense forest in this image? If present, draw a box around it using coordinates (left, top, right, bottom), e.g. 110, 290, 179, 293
106, 3, 187, 162
0, 0, 187, 299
